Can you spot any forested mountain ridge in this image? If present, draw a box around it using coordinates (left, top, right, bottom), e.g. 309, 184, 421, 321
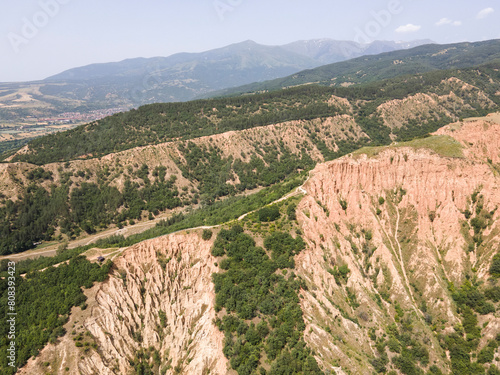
0, 63, 499, 255
216, 39, 500, 97
46, 39, 428, 83
7, 62, 500, 166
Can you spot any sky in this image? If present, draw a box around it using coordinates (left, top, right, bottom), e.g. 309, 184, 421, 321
1, 0, 499, 82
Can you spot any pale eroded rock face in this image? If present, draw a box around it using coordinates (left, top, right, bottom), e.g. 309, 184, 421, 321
19, 232, 229, 375
377, 78, 497, 130
436, 116, 500, 164
1, 114, 366, 203
295, 120, 500, 373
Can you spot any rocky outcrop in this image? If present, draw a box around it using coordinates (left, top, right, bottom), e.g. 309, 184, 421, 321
19, 231, 229, 375
295, 119, 500, 373
1, 114, 366, 206
436, 115, 500, 164
377, 78, 497, 130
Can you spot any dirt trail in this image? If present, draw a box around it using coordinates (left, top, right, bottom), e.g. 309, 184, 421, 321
0, 210, 176, 262
238, 171, 312, 221
2, 177, 310, 263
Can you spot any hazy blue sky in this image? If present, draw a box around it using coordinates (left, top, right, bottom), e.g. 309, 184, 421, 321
1, 0, 499, 82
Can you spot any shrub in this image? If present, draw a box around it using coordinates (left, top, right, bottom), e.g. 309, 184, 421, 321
328, 264, 350, 285
257, 206, 280, 222
490, 254, 500, 278
339, 199, 348, 211
286, 203, 297, 221
471, 217, 487, 234
427, 365, 444, 374
477, 345, 495, 364
202, 229, 213, 241
485, 286, 500, 302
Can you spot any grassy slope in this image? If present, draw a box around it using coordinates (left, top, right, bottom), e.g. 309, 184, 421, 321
352, 135, 465, 159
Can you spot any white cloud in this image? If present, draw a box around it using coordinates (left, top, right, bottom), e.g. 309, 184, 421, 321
477, 7, 494, 19
436, 18, 462, 27
436, 18, 451, 26
395, 24, 421, 33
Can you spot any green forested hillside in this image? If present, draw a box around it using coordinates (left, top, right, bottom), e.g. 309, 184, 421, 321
7, 62, 500, 166
211, 225, 323, 374
0, 256, 112, 374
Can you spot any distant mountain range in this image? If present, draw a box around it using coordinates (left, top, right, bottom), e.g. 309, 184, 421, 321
280, 39, 432, 64
47, 39, 433, 84
0, 39, 432, 121
215, 39, 500, 97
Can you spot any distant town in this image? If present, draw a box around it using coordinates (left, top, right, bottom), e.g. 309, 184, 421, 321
32, 107, 130, 125
0, 107, 130, 143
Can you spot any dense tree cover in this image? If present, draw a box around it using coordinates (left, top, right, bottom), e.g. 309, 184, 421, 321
370, 313, 430, 374
202, 229, 213, 241
0, 169, 182, 255
449, 279, 495, 315
2, 63, 499, 255
211, 226, 322, 374
0, 138, 33, 158
70, 183, 123, 233
286, 202, 297, 221
439, 306, 485, 375
9, 86, 343, 165
0, 256, 112, 374
58, 175, 305, 253
0, 185, 68, 254
7, 62, 500, 166
26, 167, 53, 181
177, 140, 316, 203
